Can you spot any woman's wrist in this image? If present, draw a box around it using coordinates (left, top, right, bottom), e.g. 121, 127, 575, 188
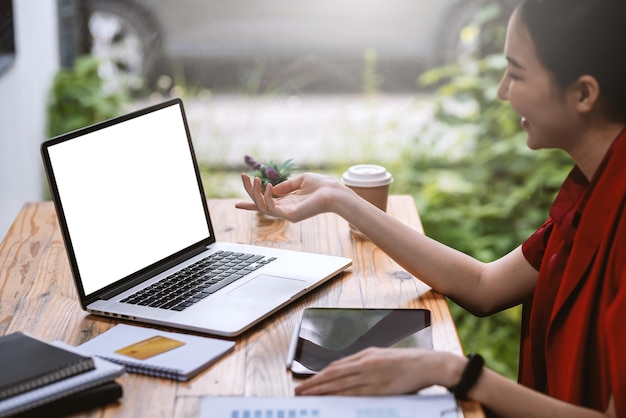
333, 182, 366, 218
438, 352, 468, 389
447, 353, 485, 400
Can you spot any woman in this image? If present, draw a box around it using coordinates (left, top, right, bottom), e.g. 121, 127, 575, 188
236, 0, 625, 416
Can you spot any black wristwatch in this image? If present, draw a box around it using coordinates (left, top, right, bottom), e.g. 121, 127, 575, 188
447, 353, 484, 400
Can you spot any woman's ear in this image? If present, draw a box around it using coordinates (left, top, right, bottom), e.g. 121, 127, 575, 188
573, 75, 600, 113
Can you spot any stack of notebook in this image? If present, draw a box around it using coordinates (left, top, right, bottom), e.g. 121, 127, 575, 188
0, 332, 124, 418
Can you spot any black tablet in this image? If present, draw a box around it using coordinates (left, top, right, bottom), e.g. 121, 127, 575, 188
288, 308, 432, 377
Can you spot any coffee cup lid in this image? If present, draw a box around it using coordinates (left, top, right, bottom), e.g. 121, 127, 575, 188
342, 164, 393, 187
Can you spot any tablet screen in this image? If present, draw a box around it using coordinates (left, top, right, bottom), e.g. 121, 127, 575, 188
290, 308, 432, 377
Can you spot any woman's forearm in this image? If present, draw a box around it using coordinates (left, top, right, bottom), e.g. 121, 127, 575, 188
469, 367, 612, 418
331, 189, 536, 315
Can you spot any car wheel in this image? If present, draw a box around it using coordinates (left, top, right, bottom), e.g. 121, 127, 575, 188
84, 0, 162, 93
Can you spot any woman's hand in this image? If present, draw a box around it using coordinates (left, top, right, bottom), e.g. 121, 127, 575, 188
235, 173, 345, 222
295, 347, 460, 396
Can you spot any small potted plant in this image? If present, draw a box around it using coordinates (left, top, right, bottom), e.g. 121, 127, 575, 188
244, 155, 296, 190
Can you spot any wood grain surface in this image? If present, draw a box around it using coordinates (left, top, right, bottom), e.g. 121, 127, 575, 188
0, 197, 483, 417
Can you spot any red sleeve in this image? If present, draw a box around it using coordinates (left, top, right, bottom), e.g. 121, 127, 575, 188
521, 219, 554, 271
606, 220, 626, 416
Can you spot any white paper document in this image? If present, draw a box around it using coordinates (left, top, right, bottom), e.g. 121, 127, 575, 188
200, 394, 461, 418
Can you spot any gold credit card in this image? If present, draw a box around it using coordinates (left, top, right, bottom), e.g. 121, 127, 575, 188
115, 335, 186, 360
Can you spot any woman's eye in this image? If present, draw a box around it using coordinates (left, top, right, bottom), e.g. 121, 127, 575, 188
506, 71, 520, 81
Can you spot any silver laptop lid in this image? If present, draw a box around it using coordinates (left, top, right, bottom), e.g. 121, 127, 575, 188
41, 99, 215, 307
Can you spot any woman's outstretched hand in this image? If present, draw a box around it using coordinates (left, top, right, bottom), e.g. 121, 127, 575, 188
235, 173, 343, 222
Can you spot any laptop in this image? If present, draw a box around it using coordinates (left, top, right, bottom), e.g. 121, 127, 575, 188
41, 98, 352, 337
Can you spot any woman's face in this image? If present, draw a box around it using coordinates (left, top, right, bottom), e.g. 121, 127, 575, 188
497, 9, 581, 151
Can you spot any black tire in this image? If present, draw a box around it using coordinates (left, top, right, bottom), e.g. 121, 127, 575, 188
82, 0, 164, 92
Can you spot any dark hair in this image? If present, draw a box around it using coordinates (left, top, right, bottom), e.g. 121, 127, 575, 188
519, 0, 626, 122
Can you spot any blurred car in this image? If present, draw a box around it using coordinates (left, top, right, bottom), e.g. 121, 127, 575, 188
79, 0, 479, 93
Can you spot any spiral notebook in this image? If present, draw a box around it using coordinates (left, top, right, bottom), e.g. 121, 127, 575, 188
0, 343, 123, 418
78, 324, 235, 381
0, 332, 95, 401
12, 381, 123, 418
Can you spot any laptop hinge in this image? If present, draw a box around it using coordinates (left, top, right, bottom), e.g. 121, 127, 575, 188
98, 245, 207, 300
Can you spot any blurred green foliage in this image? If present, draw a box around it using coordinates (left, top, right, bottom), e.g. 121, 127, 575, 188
390, 1, 572, 379
414, 55, 571, 261
47, 56, 126, 138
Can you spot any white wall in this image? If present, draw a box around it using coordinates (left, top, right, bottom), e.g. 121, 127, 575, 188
0, 0, 60, 240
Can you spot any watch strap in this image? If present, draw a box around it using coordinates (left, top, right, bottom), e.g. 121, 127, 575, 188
447, 353, 484, 400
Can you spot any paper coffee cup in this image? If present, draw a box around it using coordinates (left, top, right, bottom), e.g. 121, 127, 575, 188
342, 165, 393, 238
342, 164, 393, 212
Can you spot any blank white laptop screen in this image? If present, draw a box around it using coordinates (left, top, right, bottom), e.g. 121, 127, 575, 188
46, 103, 210, 295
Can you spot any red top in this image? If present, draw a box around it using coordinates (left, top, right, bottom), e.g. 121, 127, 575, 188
521, 128, 626, 414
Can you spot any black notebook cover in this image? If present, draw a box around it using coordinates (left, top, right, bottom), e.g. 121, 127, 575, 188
0, 333, 95, 401
289, 308, 432, 377
11, 381, 123, 418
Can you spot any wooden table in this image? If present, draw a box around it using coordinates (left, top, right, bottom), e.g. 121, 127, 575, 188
0, 196, 483, 417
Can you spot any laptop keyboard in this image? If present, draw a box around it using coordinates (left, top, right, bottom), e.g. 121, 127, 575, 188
120, 250, 276, 311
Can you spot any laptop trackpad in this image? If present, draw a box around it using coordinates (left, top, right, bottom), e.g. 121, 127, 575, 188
226, 275, 306, 301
